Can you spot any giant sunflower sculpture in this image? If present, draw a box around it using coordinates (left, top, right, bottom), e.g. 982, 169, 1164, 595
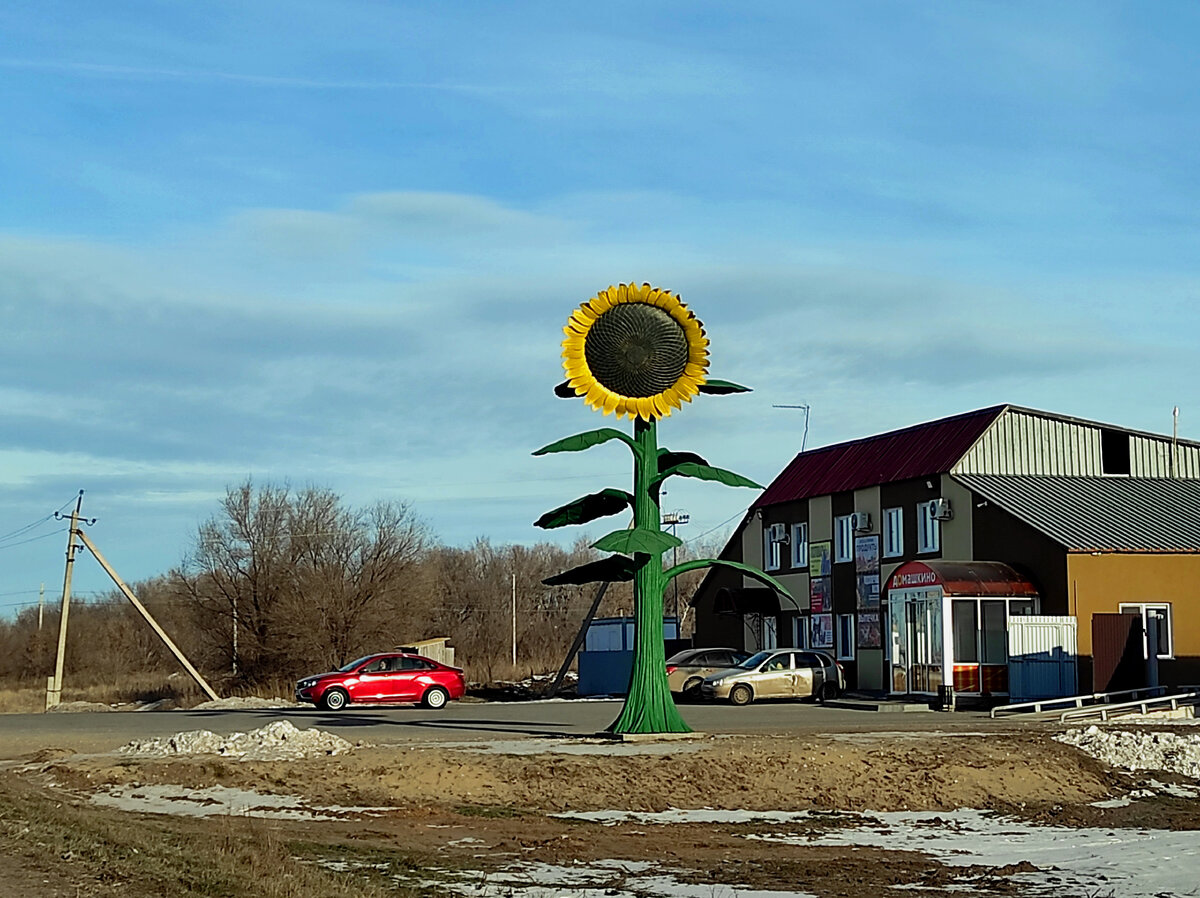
562, 283, 709, 420
535, 282, 793, 735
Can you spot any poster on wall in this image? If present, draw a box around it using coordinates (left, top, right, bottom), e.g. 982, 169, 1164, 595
812, 613, 834, 649
854, 535, 879, 573
808, 541, 832, 578
810, 576, 831, 614
856, 574, 880, 610
857, 611, 881, 649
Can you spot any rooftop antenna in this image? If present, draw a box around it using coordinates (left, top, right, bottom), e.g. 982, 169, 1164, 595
1172, 406, 1180, 478
772, 403, 811, 452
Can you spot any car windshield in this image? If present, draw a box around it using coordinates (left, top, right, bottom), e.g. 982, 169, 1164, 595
337, 655, 375, 672
737, 651, 774, 670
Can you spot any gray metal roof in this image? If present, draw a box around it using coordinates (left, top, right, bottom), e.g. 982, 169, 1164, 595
953, 474, 1200, 553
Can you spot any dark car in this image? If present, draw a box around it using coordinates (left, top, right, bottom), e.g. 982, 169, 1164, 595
296, 652, 465, 711
666, 647, 751, 698
701, 649, 844, 705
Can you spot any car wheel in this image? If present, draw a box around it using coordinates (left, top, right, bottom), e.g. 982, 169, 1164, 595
818, 682, 840, 703
422, 686, 450, 710
682, 677, 704, 701
728, 684, 753, 706
320, 688, 349, 711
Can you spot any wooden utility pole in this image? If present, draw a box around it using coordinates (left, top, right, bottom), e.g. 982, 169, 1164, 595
37, 582, 44, 631
75, 529, 219, 702
46, 492, 83, 710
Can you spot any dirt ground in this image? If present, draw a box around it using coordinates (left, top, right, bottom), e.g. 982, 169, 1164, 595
3, 724, 1200, 898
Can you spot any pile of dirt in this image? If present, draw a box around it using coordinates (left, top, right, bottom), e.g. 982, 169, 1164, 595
73, 731, 1124, 816
1057, 725, 1200, 778
117, 720, 361, 761
190, 696, 299, 710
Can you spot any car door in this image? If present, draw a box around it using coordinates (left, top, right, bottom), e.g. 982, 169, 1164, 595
751, 652, 793, 698
793, 653, 823, 698
391, 657, 432, 701
351, 658, 390, 701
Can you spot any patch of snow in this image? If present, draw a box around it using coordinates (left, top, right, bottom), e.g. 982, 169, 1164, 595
408, 860, 817, 898
747, 808, 1200, 898
91, 783, 391, 820
191, 696, 300, 710
117, 719, 361, 760
1056, 725, 1200, 778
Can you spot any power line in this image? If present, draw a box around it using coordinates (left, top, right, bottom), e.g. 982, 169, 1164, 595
0, 528, 68, 551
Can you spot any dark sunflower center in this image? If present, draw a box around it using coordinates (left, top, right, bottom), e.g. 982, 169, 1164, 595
584, 303, 688, 398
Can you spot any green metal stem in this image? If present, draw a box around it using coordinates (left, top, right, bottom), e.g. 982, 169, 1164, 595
608, 416, 691, 734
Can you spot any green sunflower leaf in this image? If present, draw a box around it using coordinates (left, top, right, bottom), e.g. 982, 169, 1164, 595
542, 555, 641, 586
661, 558, 795, 606
592, 527, 682, 556
654, 462, 763, 490
532, 428, 635, 456
698, 379, 752, 394
534, 489, 633, 529
657, 449, 708, 473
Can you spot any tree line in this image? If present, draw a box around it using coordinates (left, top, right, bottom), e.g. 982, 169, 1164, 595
0, 482, 714, 693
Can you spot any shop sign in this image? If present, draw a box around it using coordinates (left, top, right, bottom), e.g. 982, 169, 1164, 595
810, 576, 831, 613
809, 541, 832, 578
857, 612, 881, 649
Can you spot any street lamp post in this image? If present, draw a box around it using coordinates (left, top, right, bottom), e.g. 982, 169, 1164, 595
660, 511, 690, 630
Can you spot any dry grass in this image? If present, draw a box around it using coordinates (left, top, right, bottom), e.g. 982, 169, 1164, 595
0, 673, 209, 713
0, 772, 400, 898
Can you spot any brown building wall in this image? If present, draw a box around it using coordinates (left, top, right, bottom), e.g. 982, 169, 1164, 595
1067, 553, 1200, 685
970, 499, 1069, 615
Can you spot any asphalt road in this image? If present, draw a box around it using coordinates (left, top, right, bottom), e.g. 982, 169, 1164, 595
0, 698, 1039, 759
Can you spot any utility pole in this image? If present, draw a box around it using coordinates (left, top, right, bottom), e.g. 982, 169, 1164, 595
47, 491, 85, 710
37, 582, 44, 631
511, 571, 518, 669
661, 511, 689, 629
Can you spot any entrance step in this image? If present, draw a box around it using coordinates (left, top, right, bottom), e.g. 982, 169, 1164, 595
823, 698, 933, 713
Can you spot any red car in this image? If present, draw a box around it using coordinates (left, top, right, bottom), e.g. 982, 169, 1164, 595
295, 652, 465, 711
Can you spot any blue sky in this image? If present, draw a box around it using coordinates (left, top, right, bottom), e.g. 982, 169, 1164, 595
3, 2, 1199, 615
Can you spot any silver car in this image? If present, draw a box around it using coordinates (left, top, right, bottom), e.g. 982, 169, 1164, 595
701, 649, 844, 705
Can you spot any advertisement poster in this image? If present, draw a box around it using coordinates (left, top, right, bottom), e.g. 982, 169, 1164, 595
854, 534, 879, 573
812, 613, 834, 649
857, 611, 881, 649
810, 576, 830, 614
856, 573, 880, 610
808, 541, 832, 578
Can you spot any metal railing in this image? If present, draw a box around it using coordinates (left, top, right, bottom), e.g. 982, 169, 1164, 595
1058, 689, 1200, 722
990, 685, 1171, 719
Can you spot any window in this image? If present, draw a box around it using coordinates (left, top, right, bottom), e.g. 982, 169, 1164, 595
792, 616, 808, 649
1101, 428, 1131, 475
763, 526, 782, 571
916, 501, 941, 554
791, 522, 809, 569
883, 507, 903, 557
834, 515, 853, 562
837, 614, 855, 660
1120, 603, 1174, 658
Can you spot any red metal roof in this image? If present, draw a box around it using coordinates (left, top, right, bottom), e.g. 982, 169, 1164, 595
753, 406, 1005, 508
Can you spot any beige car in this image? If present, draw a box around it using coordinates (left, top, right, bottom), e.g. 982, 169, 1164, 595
666, 647, 750, 698
701, 649, 844, 705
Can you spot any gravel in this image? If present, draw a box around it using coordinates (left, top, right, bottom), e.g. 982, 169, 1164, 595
1056, 725, 1200, 779
118, 720, 360, 760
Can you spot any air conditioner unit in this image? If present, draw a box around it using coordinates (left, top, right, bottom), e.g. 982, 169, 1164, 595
767, 522, 788, 542
851, 512, 871, 532
931, 498, 953, 521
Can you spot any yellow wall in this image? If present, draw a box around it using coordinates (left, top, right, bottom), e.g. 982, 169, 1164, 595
1067, 554, 1200, 656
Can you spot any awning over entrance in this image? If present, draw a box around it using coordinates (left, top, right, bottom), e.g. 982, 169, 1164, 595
884, 560, 1039, 598
714, 586, 803, 615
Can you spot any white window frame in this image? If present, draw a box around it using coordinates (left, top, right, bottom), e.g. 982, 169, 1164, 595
790, 522, 809, 569
792, 615, 809, 649
883, 507, 904, 558
763, 526, 782, 572
837, 613, 855, 660
916, 501, 940, 554
834, 515, 853, 562
1119, 603, 1174, 659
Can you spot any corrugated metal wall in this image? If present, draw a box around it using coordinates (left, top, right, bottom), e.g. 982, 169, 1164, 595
955, 409, 1200, 477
